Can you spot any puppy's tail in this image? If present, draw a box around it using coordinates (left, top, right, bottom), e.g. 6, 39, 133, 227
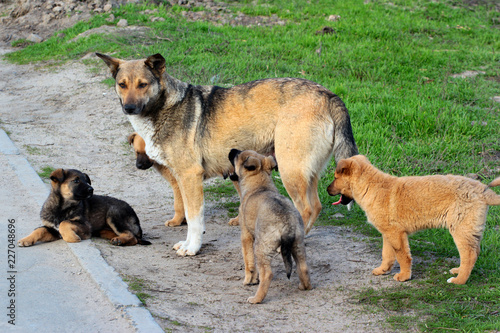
485, 177, 500, 206
137, 238, 152, 245
281, 235, 294, 279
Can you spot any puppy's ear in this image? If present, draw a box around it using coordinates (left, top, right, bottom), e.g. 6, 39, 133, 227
83, 173, 91, 185
49, 169, 65, 183
228, 149, 241, 166
335, 159, 353, 176
244, 156, 261, 172
262, 156, 277, 174
128, 133, 137, 146
145, 54, 166, 78
96, 53, 123, 79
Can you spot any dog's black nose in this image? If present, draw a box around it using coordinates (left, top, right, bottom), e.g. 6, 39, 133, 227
123, 104, 138, 115
87, 186, 94, 195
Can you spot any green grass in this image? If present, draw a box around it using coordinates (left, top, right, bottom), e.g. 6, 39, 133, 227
4, 0, 500, 330
122, 276, 153, 304
37, 166, 56, 179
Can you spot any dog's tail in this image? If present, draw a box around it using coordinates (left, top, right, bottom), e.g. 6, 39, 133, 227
485, 177, 500, 206
281, 235, 294, 279
137, 238, 152, 245
330, 95, 359, 163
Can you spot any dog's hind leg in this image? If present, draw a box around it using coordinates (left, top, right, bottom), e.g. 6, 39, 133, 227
248, 248, 273, 304
279, 172, 313, 234
292, 240, 312, 291
304, 176, 323, 234
160, 167, 186, 227
448, 231, 481, 285
372, 234, 397, 276
111, 230, 138, 246
99, 229, 118, 240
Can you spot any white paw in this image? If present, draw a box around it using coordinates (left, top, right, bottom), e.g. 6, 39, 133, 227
173, 241, 185, 251
447, 277, 454, 283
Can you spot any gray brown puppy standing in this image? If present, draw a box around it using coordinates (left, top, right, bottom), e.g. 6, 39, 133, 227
327, 155, 500, 284
229, 149, 312, 303
18, 169, 150, 247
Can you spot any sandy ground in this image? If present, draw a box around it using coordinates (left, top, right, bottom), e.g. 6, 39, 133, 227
0, 47, 407, 332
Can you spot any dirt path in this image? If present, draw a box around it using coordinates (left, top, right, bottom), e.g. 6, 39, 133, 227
0, 44, 402, 332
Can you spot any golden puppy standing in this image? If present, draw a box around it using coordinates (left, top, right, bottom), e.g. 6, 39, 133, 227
327, 155, 500, 284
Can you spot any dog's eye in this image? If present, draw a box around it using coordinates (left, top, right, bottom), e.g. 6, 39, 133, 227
138, 83, 148, 89
73, 178, 80, 184
118, 83, 127, 89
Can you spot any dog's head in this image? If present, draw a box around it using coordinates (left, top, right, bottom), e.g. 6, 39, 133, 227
96, 53, 166, 116
128, 133, 154, 170
228, 149, 277, 182
50, 169, 93, 202
327, 155, 370, 205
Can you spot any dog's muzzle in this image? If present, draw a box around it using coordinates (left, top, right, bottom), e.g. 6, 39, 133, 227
123, 104, 142, 115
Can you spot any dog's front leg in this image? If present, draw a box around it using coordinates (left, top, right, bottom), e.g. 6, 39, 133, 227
372, 234, 396, 276
172, 167, 205, 256
159, 166, 186, 227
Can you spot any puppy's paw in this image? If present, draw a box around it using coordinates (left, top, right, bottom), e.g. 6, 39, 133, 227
449, 267, 460, 275
372, 267, 391, 276
247, 296, 262, 304
228, 216, 239, 226
393, 272, 411, 282
18, 237, 35, 247
243, 277, 259, 285
176, 248, 188, 256
165, 217, 185, 227
111, 237, 122, 246
299, 282, 312, 290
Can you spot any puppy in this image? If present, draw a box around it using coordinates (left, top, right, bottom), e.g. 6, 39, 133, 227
229, 149, 312, 303
327, 155, 500, 284
19, 169, 151, 247
128, 132, 186, 227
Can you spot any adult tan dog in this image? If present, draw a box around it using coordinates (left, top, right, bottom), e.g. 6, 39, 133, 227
229, 149, 311, 303
97, 52, 358, 256
18, 169, 150, 247
327, 155, 500, 284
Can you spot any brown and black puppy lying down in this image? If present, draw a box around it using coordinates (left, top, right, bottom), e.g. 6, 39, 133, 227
229, 149, 312, 303
327, 155, 500, 284
18, 169, 150, 247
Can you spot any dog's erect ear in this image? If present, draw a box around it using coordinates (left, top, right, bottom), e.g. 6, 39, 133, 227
83, 173, 91, 185
96, 53, 123, 79
335, 159, 353, 176
262, 156, 277, 174
128, 133, 137, 146
49, 169, 65, 184
243, 156, 261, 172
145, 54, 166, 78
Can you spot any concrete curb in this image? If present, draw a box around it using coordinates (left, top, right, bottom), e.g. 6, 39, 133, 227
0, 129, 163, 333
